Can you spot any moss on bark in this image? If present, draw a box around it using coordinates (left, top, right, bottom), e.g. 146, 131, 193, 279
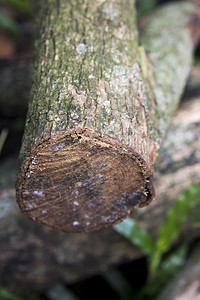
16, 1, 198, 232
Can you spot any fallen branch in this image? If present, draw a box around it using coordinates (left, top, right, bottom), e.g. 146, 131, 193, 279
1, 83, 200, 295
16, 1, 200, 232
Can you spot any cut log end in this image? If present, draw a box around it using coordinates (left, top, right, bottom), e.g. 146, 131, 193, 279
16, 128, 154, 232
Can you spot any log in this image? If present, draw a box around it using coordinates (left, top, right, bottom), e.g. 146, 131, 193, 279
1, 83, 200, 295
16, 1, 199, 232
133, 95, 200, 240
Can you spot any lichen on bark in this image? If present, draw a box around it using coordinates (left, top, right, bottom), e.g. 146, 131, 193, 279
16, 1, 198, 232
141, 2, 194, 134
21, 0, 150, 159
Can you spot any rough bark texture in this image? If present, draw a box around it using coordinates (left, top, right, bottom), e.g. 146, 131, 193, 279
16, 1, 198, 232
140, 2, 194, 134
133, 95, 200, 240
16, 0, 154, 233
1, 88, 200, 295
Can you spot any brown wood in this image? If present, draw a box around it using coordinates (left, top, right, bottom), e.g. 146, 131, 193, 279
17, 128, 153, 232
16, 0, 156, 232
1, 86, 200, 295
16, 1, 199, 232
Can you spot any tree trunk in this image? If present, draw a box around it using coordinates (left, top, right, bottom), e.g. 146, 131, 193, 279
16, 1, 199, 233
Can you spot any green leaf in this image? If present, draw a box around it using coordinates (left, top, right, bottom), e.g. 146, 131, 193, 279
114, 184, 200, 278
114, 218, 155, 256
0, 287, 38, 300
0, 11, 19, 35
0, 287, 23, 300
193, 202, 200, 224
156, 184, 200, 255
137, 0, 156, 18
1, 0, 33, 13
150, 184, 200, 273
146, 246, 186, 298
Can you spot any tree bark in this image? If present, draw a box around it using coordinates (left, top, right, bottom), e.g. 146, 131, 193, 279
16, 1, 199, 232
133, 95, 200, 240
1, 88, 200, 295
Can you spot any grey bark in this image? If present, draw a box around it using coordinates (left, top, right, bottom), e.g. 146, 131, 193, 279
15, 1, 198, 232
